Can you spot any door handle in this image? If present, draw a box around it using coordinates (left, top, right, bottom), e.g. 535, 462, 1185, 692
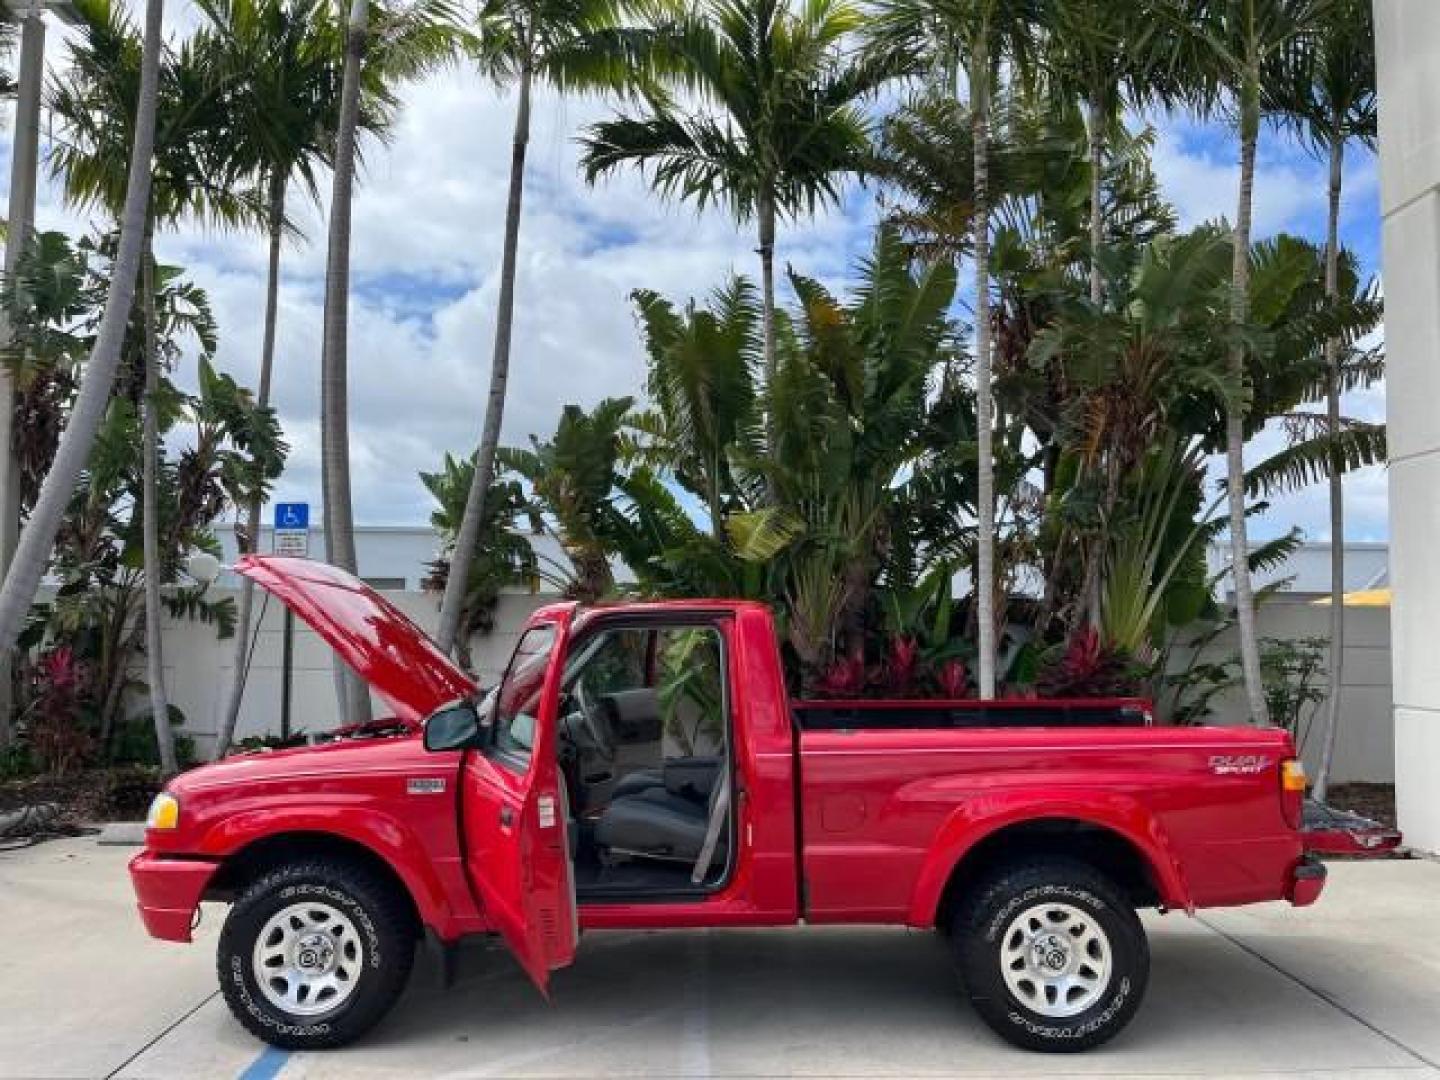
499, 806, 514, 827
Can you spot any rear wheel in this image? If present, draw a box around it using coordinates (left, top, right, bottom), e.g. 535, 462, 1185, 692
217, 859, 415, 1049
953, 858, 1148, 1052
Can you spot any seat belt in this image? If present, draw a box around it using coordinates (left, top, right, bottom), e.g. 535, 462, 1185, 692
691, 761, 731, 884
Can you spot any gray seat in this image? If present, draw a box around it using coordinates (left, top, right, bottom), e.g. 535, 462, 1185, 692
595, 760, 729, 869
610, 767, 664, 802
610, 757, 719, 804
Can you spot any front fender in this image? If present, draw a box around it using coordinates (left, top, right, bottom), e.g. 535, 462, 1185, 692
200, 804, 466, 936
905, 790, 1192, 928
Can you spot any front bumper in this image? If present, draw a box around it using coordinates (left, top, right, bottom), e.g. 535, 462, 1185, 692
129, 851, 221, 942
1287, 854, 1327, 907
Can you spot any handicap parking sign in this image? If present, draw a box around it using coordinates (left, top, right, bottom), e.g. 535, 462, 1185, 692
274, 503, 309, 530
273, 502, 311, 557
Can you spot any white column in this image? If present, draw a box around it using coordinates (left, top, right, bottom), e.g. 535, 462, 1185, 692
1376, 1, 1440, 854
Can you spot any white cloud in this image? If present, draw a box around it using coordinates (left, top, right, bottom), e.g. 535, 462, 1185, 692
1150, 126, 1310, 235
11, 53, 871, 525
3, 10, 1388, 544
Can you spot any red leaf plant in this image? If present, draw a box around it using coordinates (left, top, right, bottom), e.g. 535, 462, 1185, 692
1035, 627, 1143, 699
880, 636, 921, 697
935, 658, 970, 699
810, 653, 867, 699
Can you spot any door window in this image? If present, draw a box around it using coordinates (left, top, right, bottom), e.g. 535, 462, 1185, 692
489, 624, 557, 766
558, 623, 734, 895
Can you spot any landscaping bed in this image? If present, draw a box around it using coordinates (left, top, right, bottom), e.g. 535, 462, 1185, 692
0, 766, 163, 826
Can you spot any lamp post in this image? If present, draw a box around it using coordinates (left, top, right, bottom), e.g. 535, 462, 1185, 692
0, 0, 79, 746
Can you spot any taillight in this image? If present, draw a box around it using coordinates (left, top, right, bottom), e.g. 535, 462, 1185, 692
1280, 758, 1305, 829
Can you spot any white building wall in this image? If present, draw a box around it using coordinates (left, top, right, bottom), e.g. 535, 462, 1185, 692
1375, 1, 1440, 853
162, 587, 551, 759
159, 581, 1395, 784
1194, 601, 1394, 785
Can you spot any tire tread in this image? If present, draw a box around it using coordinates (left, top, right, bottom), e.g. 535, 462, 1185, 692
217, 857, 415, 1050
953, 856, 1149, 1052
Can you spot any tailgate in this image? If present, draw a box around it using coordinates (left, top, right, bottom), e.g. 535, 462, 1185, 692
1301, 799, 1402, 856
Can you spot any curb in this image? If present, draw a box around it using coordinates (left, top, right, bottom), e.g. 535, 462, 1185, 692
97, 822, 146, 847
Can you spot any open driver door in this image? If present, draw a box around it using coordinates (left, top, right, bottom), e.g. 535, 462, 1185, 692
459, 604, 580, 992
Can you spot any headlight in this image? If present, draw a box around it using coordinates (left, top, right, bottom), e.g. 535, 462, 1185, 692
146, 792, 180, 831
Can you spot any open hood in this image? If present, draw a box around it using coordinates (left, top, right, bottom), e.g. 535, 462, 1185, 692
235, 554, 476, 723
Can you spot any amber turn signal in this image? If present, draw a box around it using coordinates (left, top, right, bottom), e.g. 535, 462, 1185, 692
146, 792, 180, 830
1281, 759, 1308, 792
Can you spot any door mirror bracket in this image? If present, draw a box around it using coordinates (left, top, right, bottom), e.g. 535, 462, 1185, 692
423, 700, 484, 752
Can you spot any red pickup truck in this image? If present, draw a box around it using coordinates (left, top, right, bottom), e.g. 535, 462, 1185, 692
130, 556, 1375, 1054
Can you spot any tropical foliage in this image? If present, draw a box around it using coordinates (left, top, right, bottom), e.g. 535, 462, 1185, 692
0, 0, 1386, 774
2, 230, 283, 771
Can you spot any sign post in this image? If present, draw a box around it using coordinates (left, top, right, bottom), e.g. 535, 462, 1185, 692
272, 503, 311, 740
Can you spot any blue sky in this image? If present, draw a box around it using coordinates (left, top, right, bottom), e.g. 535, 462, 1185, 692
1, 11, 1389, 547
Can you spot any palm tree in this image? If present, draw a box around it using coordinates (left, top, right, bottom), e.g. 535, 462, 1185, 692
1265, 0, 1375, 798
47, 2, 251, 773
1155, 0, 1330, 726
435, 0, 652, 656
1040, 0, 1164, 305
580, 0, 901, 417
420, 455, 538, 671
869, 0, 1040, 698
320, 0, 458, 723
500, 396, 635, 603
321, 0, 372, 724
629, 277, 760, 543
199, 0, 403, 756
0, 0, 163, 688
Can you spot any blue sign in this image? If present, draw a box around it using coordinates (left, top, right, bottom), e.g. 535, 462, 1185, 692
274, 502, 310, 530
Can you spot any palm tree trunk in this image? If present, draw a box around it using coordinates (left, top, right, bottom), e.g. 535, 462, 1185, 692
0, 10, 46, 749
972, 55, 996, 700
321, 0, 371, 724
1312, 133, 1346, 801
141, 222, 177, 776
0, 0, 164, 658
1087, 94, 1104, 307
758, 189, 778, 493
758, 192, 778, 387
1225, 66, 1269, 726
708, 449, 725, 544
214, 171, 286, 758
436, 58, 533, 657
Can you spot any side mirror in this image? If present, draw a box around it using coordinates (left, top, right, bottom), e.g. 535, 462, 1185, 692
423, 700, 484, 752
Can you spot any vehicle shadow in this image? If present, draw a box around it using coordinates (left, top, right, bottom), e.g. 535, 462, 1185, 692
323, 919, 1417, 1078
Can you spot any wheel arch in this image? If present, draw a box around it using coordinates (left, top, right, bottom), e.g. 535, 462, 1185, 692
920, 814, 1187, 932
204, 831, 422, 938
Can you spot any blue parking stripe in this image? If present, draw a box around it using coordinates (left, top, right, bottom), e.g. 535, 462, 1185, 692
237, 1045, 291, 1080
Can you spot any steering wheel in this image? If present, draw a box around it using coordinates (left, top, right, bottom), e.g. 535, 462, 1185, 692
571, 679, 617, 764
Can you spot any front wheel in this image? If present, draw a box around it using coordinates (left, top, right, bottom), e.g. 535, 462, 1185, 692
953, 858, 1149, 1052
217, 859, 416, 1049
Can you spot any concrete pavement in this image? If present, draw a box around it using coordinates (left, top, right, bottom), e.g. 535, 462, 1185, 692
1, 837, 1436, 1079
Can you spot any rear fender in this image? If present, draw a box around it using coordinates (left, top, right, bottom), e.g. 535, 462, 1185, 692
202, 807, 465, 935
906, 791, 1192, 927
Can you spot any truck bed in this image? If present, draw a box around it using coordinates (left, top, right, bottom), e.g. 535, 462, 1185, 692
793, 722, 1304, 925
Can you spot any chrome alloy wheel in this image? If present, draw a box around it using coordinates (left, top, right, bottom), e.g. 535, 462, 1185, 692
999, 901, 1112, 1018
252, 901, 364, 1017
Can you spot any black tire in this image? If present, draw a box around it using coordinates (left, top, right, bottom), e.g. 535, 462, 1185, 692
217, 859, 416, 1050
953, 857, 1149, 1052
